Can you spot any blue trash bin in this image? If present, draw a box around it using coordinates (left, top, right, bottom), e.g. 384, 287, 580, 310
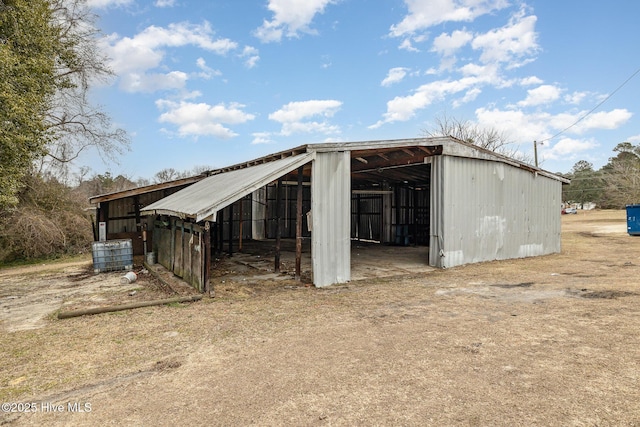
626, 204, 640, 236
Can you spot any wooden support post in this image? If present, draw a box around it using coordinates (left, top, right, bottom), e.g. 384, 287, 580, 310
274, 178, 282, 273
58, 295, 203, 319
203, 221, 211, 294
295, 166, 304, 281
134, 195, 142, 231
170, 218, 176, 271
212, 221, 218, 255
180, 220, 185, 271
228, 203, 233, 257
356, 193, 361, 241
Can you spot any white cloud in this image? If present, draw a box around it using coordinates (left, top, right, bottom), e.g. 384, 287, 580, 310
121, 71, 188, 93
471, 9, 539, 68
269, 100, 342, 136
544, 137, 599, 162
102, 22, 237, 92
628, 134, 640, 144
241, 46, 260, 68
156, 99, 255, 139
520, 76, 543, 86
381, 67, 409, 87
87, 0, 133, 8
459, 62, 499, 80
374, 5, 542, 129
254, 0, 336, 43
564, 91, 588, 105
252, 132, 275, 144
575, 109, 633, 133
321, 54, 332, 69
475, 107, 548, 143
518, 84, 561, 107
399, 38, 420, 52
155, 0, 176, 7
431, 30, 473, 56
390, 0, 509, 37
453, 87, 482, 107
195, 58, 222, 79
370, 74, 498, 128
474, 107, 633, 150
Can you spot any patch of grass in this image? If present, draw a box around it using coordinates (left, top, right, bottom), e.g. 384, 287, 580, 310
0, 253, 91, 270
0, 385, 32, 401
166, 302, 186, 308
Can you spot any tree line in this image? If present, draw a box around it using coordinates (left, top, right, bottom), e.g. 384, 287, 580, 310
561, 142, 640, 209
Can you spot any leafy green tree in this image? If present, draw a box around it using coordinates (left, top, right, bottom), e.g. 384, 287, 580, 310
562, 160, 604, 205
0, 0, 128, 209
0, 0, 57, 208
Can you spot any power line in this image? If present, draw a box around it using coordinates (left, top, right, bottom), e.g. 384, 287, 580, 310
540, 66, 640, 144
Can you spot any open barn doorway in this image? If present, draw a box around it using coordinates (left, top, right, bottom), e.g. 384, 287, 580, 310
348, 146, 437, 277
204, 146, 438, 286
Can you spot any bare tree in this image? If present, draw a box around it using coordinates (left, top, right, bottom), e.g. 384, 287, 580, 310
423, 113, 531, 164
153, 168, 184, 183
152, 165, 212, 184
40, 0, 129, 182
600, 142, 640, 208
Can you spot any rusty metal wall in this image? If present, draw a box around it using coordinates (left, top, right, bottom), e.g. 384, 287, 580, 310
431, 155, 561, 268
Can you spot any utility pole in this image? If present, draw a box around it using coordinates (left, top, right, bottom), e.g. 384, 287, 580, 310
534, 140, 541, 167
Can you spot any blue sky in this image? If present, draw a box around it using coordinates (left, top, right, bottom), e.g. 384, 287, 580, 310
84, 0, 640, 180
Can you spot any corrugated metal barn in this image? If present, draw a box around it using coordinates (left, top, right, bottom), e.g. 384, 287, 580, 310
120, 136, 568, 291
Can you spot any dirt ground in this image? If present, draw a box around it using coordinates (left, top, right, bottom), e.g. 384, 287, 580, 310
1, 209, 639, 426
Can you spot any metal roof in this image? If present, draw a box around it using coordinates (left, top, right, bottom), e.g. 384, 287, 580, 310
90, 137, 569, 205
89, 175, 207, 204
141, 152, 315, 222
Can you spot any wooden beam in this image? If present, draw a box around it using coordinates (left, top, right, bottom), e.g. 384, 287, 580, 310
351, 157, 427, 173
58, 295, 203, 319
203, 221, 211, 294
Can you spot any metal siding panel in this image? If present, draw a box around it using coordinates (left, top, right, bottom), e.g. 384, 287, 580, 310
142, 153, 314, 221
311, 151, 351, 287
251, 188, 267, 240
429, 156, 445, 267
439, 156, 562, 268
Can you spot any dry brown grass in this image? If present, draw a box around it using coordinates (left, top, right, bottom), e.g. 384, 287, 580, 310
1, 209, 639, 426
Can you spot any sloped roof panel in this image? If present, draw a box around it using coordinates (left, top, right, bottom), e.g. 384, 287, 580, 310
141, 153, 314, 222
